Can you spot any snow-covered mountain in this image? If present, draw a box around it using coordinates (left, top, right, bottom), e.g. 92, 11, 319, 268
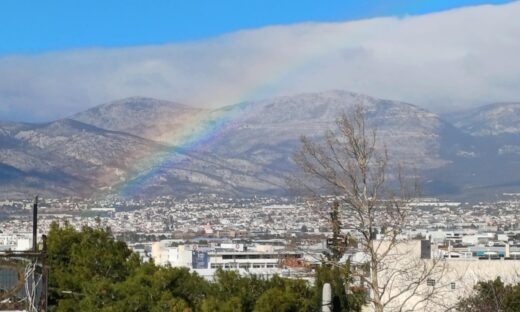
0, 119, 165, 198
210, 91, 452, 169
72, 97, 208, 143
71, 91, 462, 197
447, 102, 520, 136
2, 91, 520, 200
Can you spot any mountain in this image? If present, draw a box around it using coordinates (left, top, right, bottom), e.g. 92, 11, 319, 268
446, 102, 520, 136
72, 97, 208, 143
79, 91, 471, 198
2, 92, 520, 200
0, 119, 166, 198
209, 91, 453, 168
430, 102, 520, 198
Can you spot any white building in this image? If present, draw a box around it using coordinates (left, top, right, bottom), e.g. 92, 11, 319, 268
151, 240, 305, 279
362, 240, 520, 311
0, 233, 33, 251
151, 240, 193, 267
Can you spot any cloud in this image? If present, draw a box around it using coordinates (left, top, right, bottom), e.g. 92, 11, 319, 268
1, 2, 520, 122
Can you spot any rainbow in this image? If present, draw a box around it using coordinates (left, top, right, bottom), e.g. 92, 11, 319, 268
116, 102, 252, 196
113, 31, 350, 197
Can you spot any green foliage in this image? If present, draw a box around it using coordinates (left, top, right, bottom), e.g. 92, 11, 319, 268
314, 264, 365, 312
46, 222, 364, 312
200, 296, 242, 312
457, 277, 520, 312
152, 295, 192, 312
47, 221, 139, 311
151, 266, 211, 307
212, 270, 272, 311
253, 277, 315, 312
254, 288, 300, 312
207, 270, 316, 312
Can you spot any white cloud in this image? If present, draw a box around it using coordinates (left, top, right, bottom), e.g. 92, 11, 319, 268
1, 2, 520, 121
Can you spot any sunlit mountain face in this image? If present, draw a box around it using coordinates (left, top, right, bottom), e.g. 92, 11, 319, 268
0, 91, 519, 200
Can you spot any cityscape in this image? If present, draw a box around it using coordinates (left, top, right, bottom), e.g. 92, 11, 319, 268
2, 193, 520, 310
2, 1, 520, 311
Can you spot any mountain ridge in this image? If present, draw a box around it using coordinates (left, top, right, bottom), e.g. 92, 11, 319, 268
446, 102, 520, 136
1, 91, 520, 200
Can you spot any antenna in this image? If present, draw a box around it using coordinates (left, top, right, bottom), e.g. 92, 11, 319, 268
33, 195, 38, 251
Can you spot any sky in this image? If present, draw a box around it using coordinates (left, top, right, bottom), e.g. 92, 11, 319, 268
0, 0, 514, 55
0, 0, 519, 121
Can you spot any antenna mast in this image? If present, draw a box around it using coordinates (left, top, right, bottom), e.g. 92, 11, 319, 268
33, 195, 38, 251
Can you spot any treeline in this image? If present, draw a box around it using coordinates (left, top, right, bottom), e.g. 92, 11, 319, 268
457, 278, 520, 312
46, 223, 365, 312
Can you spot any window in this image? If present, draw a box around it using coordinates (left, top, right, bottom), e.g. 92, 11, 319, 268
427, 279, 436, 287
451, 282, 456, 290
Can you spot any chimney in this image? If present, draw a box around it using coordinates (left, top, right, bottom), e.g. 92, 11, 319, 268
420, 239, 432, 259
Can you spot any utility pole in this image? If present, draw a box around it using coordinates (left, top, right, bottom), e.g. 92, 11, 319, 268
0, 195, 47, 311
33, 196, 38, 251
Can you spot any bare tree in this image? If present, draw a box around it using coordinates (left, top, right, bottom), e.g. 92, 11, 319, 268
292, 104, 448, 312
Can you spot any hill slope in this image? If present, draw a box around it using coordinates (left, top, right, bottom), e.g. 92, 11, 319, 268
447, 102, 520, 136
2, 92, 520, 199
0, 119, 165, 198
72, 97, 208, 143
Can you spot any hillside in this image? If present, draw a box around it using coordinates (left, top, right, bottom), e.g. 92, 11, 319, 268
1, 92, 520, 199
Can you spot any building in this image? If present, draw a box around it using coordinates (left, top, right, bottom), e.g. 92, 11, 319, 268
151, 239, 305, 279
363, 240, 520, 311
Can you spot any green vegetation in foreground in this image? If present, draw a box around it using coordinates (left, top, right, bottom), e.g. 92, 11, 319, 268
457, 277, 520, 312
46, 223, 365, 312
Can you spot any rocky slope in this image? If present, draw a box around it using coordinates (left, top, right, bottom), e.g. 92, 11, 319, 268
68, 91, 464, 197
447, 102, 520, 136
72, 97, 208, 143
2, 92, 520, 200
0, 119, 165, 198
435, 102, 520, 197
